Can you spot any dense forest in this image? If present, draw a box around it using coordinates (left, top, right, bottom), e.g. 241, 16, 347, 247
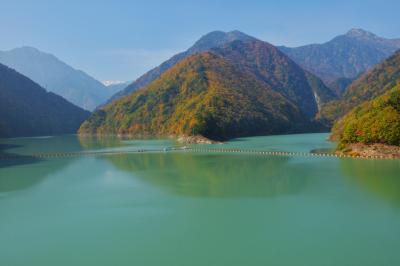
332, 84, 400, 148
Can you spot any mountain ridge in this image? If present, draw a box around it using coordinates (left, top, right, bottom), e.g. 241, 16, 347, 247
210, 39, 336, 118
279, 28, 400, 83
104, 31, 335, 120
104, 30, 257, 105
0, 46, 111, 110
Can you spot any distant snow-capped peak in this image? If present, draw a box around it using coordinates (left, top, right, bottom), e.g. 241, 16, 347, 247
102, 80, 126, 86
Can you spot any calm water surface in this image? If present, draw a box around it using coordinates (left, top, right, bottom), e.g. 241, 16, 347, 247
1, 133, 400, 266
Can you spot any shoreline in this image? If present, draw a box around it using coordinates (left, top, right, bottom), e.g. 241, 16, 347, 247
176, 135, 224, 144
336, 143, 400, 159
78, 133, 223, 144
77, 133, 400, 160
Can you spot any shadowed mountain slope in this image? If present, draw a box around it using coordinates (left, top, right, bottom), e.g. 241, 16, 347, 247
0, 63, 90, 137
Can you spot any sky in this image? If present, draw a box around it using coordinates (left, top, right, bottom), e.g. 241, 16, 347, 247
1, 0, 400, 82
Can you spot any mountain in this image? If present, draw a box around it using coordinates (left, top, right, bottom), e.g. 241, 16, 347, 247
79, 52, 310, 141
105, 31, 335, 118
103, 80, 130, 95
0, 47, 111, 111
331, 84, 400, 148
317, 50, 400, 126
105, 30, 257, 104
0, 63, 90, 138
210, 40, 336, 118
327, 77, 356, 96
279, 29, 400, 83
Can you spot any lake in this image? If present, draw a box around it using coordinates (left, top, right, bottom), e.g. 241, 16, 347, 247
1, 133, 400, 266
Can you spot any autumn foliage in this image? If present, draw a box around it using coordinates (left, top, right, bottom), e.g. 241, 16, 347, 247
79, 52, 310, 140
317, 50, 400, 127
332, 85, 400, 147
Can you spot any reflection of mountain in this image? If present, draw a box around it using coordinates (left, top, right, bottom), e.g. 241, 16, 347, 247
341, 159, 400, 206
106, 152, 311, 198
0, 143, 39, 168
78, 135, 124, 150
0, 136, 83, 192
0, 158, 75, 193
3, 135, 86, 154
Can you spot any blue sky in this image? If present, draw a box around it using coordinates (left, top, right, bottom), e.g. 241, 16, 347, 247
1, 0, 399, 81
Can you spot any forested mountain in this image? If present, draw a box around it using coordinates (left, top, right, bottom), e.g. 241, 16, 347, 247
79, 52, 310, 141
105, 30, 256, 104
331, 85, 400, 147
279, 29, 400, 83
318, 50, 400, 126
210, 40, 336, 118
0, 63, 90, 137
106, 31, 335, 118
0, 47, 111, 110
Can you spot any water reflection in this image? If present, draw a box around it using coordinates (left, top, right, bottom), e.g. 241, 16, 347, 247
78, 136, 124, 150
1, 135, 85, 155
341, 159, 400, 206
78, 135, 178, 153
0, 142, 44, 192
105, 152, 313, 198
0, 137, 82, 193
0, 143, 40, 168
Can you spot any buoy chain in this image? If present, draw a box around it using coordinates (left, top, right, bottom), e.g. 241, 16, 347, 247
0, 147, 394, 160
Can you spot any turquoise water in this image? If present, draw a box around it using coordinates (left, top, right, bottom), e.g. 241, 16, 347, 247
1, 133, 400, 266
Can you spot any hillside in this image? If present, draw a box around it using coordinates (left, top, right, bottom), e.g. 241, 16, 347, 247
211, 40, 336, 118
0, 47, 111, 110
317, 50, 400, 126
0, 63, 90, 137
327, 77, 356, 96
331, 85, 400, 150
105, 30, 256, 104
79, 52, 310, 141
108, 33, 336, 119
279, 29, 400, 83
